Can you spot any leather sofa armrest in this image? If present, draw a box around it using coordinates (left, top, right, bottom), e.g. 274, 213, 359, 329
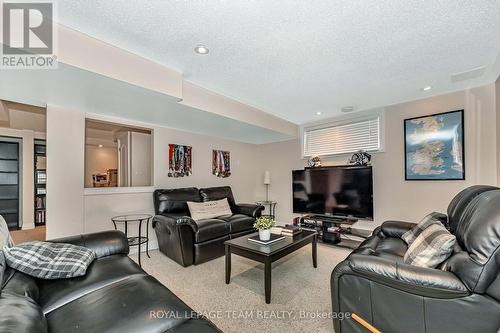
380, 220, 416, 238
152, 214, 196, 267
50, 230, 129, 258
344, 254, 470, 298
234, 204, 264, 218
152, 214, 198, 232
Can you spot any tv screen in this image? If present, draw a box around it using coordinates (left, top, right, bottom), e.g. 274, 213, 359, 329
292, 166, 373, 219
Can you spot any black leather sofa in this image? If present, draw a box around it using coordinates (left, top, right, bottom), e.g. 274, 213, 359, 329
153, 186, 264, 267
331, 185, 500, 333
0, 230, 221, 333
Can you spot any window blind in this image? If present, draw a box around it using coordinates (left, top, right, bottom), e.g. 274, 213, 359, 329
303, 117, 380, 156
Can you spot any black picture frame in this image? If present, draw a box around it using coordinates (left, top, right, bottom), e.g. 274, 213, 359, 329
404, 109, 465, 181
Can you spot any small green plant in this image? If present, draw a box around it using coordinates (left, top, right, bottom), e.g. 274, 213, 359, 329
253, 216, 275, 230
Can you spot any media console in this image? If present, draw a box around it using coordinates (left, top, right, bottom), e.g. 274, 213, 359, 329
293, 214, 362, 245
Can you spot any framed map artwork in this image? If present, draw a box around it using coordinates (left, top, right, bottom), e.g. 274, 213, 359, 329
404, 110, 465, 180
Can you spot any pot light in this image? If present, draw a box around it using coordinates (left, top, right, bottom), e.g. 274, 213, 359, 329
98, 144, 103, 148
422, 85, 432, 91
341, 106, 354, 113
316, 111, 322, 116
194, 45, 209, 55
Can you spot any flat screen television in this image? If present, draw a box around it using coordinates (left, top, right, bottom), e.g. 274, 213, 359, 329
292, 165, 373, 219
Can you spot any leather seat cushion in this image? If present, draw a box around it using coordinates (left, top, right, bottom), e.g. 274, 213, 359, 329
0, 293, 47, 333
352, 234, 408, 262
217, 214, 254, 233
38, 254, 146, 314
194, 219, 229, 243
45, 275, 201, 333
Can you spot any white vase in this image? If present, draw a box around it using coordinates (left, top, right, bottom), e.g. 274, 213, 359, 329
259, 229, 271, 241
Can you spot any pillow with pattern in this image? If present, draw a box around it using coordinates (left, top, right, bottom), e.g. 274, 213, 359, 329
402, 212, 447, 245
3, 242, 95, 280
404, 222, 456, 268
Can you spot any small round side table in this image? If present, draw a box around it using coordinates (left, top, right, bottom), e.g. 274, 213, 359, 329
111, 214, 152, 267
255, 200, 277, 219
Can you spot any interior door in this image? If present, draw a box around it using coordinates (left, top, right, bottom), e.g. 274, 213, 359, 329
0, 141, 20, 230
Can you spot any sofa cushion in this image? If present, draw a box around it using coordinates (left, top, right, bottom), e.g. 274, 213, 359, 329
199, 186, 236, 209
404, 223, 456, 268
217, 214, 254, 233
0, 293, 47, 333
45, 274, 203, 333
194, 219, 229, 243
1, 269, 39, 302
38, 254, 146, 314
3, 241, 96, 279
154, 187, 201, 215
402, 212, 445, 245
187, 199, 232, 221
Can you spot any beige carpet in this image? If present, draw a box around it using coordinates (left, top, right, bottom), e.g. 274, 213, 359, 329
139, 243, 351, 333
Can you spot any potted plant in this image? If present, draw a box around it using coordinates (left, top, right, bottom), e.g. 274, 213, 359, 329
253, 216, 275, 241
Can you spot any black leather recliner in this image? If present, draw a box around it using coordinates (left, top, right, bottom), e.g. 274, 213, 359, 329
152, 186, 264, 267
0, 230, 221, 333
331, 185, 500, 333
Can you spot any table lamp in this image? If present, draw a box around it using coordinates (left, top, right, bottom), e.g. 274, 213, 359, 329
264, 171, 271, 201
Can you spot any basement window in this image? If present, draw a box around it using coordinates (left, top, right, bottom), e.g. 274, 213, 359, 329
303, 116, 381, 157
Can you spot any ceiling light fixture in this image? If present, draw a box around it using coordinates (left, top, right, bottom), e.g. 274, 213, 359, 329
98, 144, 103, 148
194, 45, 209, 55
422, 85, 432, 91
341, 106, 354, 113
316, 111, 322, 116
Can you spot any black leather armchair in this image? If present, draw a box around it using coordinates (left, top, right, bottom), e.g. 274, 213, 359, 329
0, 230, 221, 333
331, 185, 500, 333
153, 186, 264, 267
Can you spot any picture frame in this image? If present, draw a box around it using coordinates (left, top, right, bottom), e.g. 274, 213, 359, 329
404, 109, 465, 181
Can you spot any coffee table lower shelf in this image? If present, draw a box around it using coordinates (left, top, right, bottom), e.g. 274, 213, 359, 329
224, 230, 318, 304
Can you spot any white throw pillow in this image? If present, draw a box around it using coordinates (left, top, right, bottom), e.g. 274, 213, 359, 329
187, 198, 233, 221
0, 215, 14, 249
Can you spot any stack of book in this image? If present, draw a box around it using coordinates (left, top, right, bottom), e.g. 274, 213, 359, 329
270, 225, 302, 237
281, 225, 302, 237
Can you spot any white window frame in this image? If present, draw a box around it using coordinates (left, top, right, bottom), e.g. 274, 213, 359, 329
300, 110, 385, 159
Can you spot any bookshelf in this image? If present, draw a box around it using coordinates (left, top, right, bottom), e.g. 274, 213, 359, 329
34, 140, 46, 226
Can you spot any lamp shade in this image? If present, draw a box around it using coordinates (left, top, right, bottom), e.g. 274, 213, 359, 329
263, 171, 271, 185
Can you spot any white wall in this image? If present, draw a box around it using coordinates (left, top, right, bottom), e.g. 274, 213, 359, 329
0, 128, 35, 230
46, 106, 85, 239
260, 84, 498, 230
46, 110, 264, 251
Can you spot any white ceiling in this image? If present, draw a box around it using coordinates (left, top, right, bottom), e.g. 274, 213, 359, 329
55, 0, 500, 124
0, 63, 293, 144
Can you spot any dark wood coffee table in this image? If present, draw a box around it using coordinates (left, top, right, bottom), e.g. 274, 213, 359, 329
224, 230, 318, 304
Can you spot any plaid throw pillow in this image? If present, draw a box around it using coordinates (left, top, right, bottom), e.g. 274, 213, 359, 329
404, 223, 456, 268
3, 242, 96, 279
402, 212, 447, 245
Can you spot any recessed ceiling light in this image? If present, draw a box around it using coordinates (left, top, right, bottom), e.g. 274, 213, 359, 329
422, 85, 432, 91
194, 45, 209, 55
98, 144, 103, 148
316, 111, 322, 116
341, 106, 354, 113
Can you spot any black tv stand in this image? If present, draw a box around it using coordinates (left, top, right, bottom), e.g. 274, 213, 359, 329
294, 214, 360, 245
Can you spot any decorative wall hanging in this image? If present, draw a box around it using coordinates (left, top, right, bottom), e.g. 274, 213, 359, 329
212, 150, 231, 178
168, 144, 192, 177
307, 156, 321, 167
348, 150, 372, 166
404, 110, 465, 180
